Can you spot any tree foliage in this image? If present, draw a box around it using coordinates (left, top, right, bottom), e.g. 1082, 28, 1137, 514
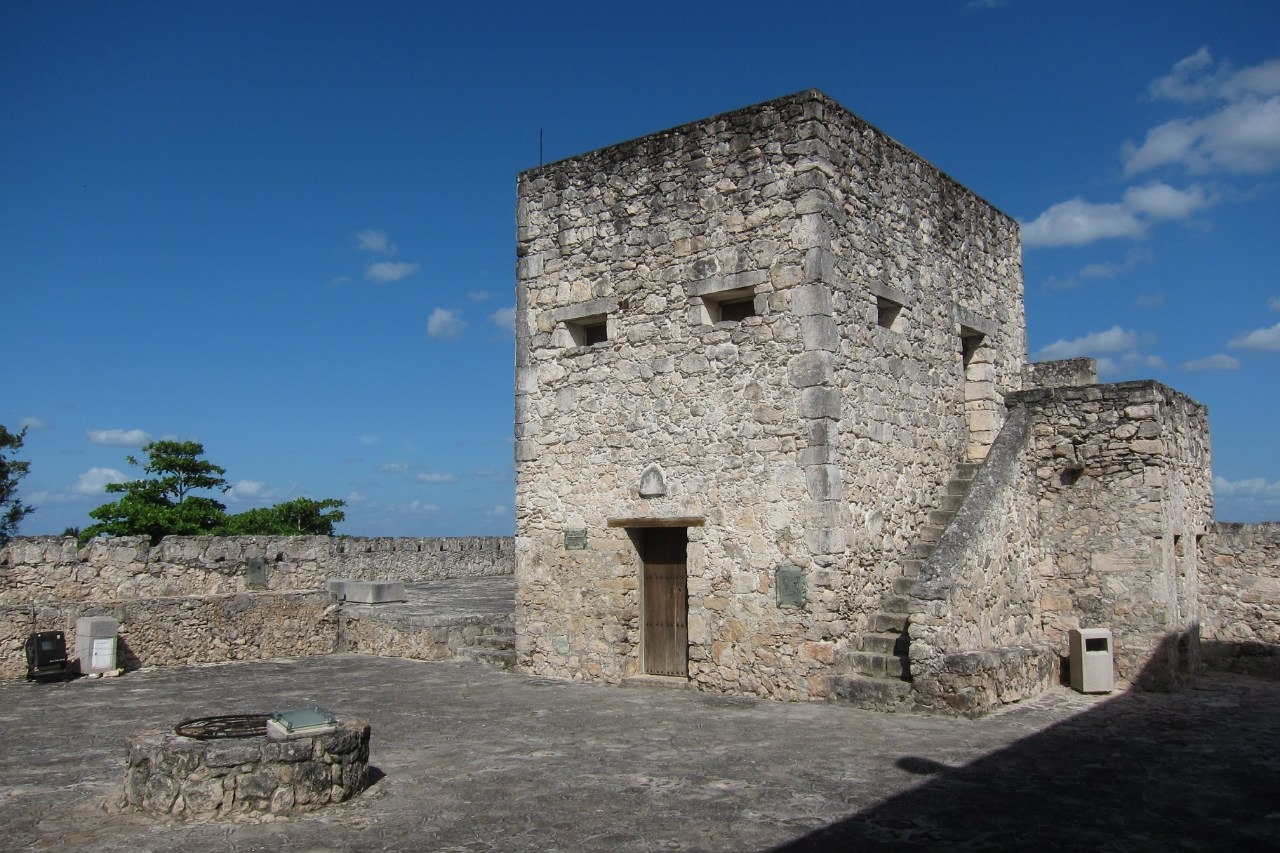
1, 424, 36, 544
80, 440, 344, 544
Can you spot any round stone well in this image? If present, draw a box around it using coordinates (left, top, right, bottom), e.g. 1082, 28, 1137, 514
122, 712, 371, 817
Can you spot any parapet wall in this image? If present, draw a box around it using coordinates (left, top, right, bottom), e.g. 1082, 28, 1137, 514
1, 535, 514, 604
0, 535, 514, 681
1200, 522, 1280, 677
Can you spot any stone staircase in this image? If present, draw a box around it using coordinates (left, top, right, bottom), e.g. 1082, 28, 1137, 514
831, 462, 980, 710
456, 617, 516, 670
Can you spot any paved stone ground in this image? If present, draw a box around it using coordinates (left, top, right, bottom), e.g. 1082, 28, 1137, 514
1, 655, 1276, 852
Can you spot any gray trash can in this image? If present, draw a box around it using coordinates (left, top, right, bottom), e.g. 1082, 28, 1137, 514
1069, 628, 1114, 693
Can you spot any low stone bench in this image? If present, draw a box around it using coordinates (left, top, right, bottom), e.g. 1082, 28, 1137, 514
327, 578, 406, 604
122, 718, 370, 817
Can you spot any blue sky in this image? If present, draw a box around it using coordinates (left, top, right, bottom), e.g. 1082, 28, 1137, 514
4, 0, 1278, 536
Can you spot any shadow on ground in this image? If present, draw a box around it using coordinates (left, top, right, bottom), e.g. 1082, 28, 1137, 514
772, 641, 1280, 852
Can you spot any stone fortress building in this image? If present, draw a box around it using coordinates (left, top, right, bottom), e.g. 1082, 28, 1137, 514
513, 89, 1219, 714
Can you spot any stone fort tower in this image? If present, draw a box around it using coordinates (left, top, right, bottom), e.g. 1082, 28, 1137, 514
514, 90, 1211, 713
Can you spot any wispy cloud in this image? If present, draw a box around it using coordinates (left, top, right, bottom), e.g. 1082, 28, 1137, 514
427, 307, 466, 339
1269, 296, 1280, 311
225, 480, 276, 503
488, 306, 516, 332
358, 434, 380, 447
415, 472, 458, 484
1032, 326, 1163, 376
355, 229, 395, 255
377, 462, 411, 474
19, 416, 46, 431
73, 467, 125, 494
1022, 182, 1209, 247
468, 291, 492, 301
87, 428, 150, 447
365, 261, 420, 283
485, 504, 509, 519
1228, 320, 1280, 351
1135, 293, 1166, 308
406, 500, 439, 514
1182, 353, 1240, 371
1124, 48, 1280, 176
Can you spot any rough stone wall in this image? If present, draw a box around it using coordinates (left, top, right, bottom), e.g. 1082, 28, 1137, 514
1, 535, 514, 604
908, 407, 1056, 714
1199, 522, 1280, 677
0, 590, 336, 680
1014, 381, 1213, 688
514, 89, 1024, 699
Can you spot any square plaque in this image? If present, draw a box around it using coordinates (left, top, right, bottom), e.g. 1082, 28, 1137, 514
776, 564, 806, 608
564, 528, 588, 550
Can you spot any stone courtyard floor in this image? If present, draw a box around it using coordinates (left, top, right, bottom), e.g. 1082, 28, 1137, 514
1, 654, 1276, 852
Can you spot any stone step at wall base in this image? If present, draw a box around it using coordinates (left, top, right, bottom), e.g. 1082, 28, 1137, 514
870, 611, 909, 633
829, 675, 915, 712
845, 651, 908, 679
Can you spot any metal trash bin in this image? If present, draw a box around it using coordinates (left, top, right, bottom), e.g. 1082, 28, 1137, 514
76, 616, 120, 674
1069, 627, 1114, 693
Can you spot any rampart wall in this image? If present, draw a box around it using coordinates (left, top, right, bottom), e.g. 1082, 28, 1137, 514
0, 535, 514, 680
1199, 522, 1280, 677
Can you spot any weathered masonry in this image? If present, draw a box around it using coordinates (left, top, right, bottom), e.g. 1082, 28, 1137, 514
513, 89, 1220, 713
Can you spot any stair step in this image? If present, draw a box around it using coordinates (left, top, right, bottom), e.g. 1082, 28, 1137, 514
928, 510, 954, 527
954, 462, 980, 479
881, 594, 911, 613
829, 675, 914, 711
855, 634, 900, 655
892, 576, 917, 595
900, 559, 923, 578
918, 526, 944, 544
939, 493, 964, 512
870, 611, 909, 633
911, 542, 934, 559
846, 651, 908, 679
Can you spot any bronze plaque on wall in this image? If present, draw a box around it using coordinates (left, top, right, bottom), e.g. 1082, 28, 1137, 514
564, 528, 588, 550
776, 564, 805, 608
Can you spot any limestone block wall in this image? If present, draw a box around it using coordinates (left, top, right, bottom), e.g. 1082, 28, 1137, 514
908, 407, 1055, 715
0, 590, 336, 680
1, 535, 514, 604
514, 89, 1024, 699
1015, 381, 1212, 688
1199, 522, 1280, 677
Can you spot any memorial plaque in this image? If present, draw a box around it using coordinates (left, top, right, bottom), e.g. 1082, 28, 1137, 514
564, 528, 588, 550
776, 564, 806, 608
245, 557, 267, 589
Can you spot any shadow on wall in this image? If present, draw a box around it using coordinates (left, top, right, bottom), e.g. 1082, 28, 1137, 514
770, 634, 1280, 852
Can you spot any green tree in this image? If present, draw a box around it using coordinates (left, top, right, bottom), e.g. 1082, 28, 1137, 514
1, 424, 35, 544
222, 497, 346, 536
81, 440, 229, 544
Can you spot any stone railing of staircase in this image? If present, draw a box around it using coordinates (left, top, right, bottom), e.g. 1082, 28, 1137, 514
907, 405, 1058, 716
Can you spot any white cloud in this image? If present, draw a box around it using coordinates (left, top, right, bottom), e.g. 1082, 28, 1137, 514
427, 307, 466, 339
19, 416, 46, 431
1214, 475, 1280, 498
1033, 326, 1163, 377
377, 462, 411, 474
415, 472, 457, 484
489, 306, 516, 332
87, 428, 150, 447
1023, 183, 1209, 248
1033, 326, 1141, 361
1126, 49, 1280, 176
485, 504, 509, 519
1135, 293, 1166, 308
358, 433, 380, 446
1268, 296, 1280, 312
1182, 353, 1240, 371
468, 291, 492, 301
365, 261, 420, 283
355, 229, 394, 254
406, 500, 439, 514
73, 467, 125, 495
226, 480, 272, 502
1079, 247, 1153, 281
1228, 320, 1280, 351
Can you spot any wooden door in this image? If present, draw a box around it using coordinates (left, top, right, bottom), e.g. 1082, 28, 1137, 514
642, 527, 688, 677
